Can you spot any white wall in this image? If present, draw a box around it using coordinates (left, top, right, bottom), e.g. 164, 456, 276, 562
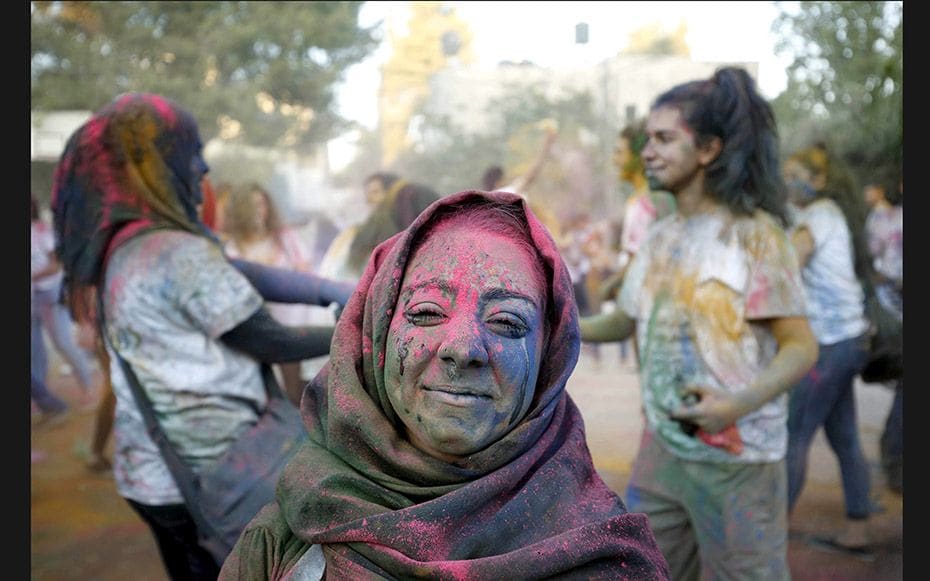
31, 111, 92, 161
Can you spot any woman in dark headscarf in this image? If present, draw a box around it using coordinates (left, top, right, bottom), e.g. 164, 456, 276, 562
343, 180, 441, 280
52, 93, 338, 580
220, 190, 669, 580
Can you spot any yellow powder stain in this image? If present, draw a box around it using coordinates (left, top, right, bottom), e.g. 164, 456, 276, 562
692, 281, 743, 339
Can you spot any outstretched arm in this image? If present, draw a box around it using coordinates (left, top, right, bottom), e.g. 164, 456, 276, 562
579, 304, 636, 343
220, 306, 335, 363
510, 124, 557, 193
229, 258, 355, 307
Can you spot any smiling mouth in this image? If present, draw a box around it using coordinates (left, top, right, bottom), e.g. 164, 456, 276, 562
423, 385, 492, 405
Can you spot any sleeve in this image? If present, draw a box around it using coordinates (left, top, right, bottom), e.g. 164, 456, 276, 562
218, 503, 312, 581
169, 236, 264, 338
798, 201, 836, 253
229, 258, 355, 307
220, 307, 335, 362
865, 213, 883, 258
744, 219, 808, 321
617, 242, 649, 319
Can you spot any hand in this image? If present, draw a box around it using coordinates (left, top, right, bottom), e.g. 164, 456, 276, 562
669, 385, 749, 435
540, 118, 558, 135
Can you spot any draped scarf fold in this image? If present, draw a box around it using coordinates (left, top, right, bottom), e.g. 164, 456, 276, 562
278, 190, 669, 578
50, 92, 212, 321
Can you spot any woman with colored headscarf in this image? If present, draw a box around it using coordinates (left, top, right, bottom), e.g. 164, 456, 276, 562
51, 93, 339, 580
220, 190, 670, 580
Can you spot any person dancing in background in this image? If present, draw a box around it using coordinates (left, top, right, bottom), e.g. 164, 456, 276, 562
52, 93, 336, 580
580, 67, 818, 579
597, 118, 677, 369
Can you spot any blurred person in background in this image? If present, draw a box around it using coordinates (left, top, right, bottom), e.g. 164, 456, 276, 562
597, 118, 677, 370
599, 118, 676, 302
480, 121, 565, 251
52, 92, 336, 580
782, 143, 878, 557
480, 120, 558, 197
319, 176, 440, 284
32, 192, 98, 411
863, 181, 902, 319
579, 67, 817, 579
317, 171, 407, 284
863, 177, 903, 495
223, 182, 318, 401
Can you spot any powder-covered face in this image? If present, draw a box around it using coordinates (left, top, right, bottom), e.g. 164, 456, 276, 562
783, 159, 819, 206
385, 221, 547, 461
642, 105, 702, 194
163, 113, 208, 209
188, 149, 209, 205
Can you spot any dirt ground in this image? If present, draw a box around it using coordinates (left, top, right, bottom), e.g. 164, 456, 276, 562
31, 347, 903, 580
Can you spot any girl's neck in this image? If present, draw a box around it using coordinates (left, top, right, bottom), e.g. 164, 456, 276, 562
629, 173, 649, 196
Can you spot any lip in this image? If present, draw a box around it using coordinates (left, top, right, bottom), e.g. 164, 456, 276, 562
424, 385, 492, 397
422, 385, 493, 407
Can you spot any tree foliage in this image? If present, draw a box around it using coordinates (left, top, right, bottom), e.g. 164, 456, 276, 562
31, 1, 378, 152
771, 1, 902, 190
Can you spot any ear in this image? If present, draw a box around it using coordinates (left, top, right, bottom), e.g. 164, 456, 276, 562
697, 137, 722, 167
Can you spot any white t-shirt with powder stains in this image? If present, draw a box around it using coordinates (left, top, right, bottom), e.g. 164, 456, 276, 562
103, 230, 265, 505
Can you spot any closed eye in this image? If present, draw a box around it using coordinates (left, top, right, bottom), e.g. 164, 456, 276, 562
487, 313, 529, 338
405, 305, 446, 326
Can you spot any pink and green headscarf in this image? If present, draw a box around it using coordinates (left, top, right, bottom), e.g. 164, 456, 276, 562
230, 190, 669, 579
51, 92, 210, 319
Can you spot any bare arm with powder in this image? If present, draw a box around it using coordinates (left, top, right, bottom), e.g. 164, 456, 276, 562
670, 315, 818, 434
579, 304, 636, 343
790, 226, 815, 267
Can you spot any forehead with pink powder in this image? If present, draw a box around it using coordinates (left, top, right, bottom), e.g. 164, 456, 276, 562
410, 202, 549, 304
